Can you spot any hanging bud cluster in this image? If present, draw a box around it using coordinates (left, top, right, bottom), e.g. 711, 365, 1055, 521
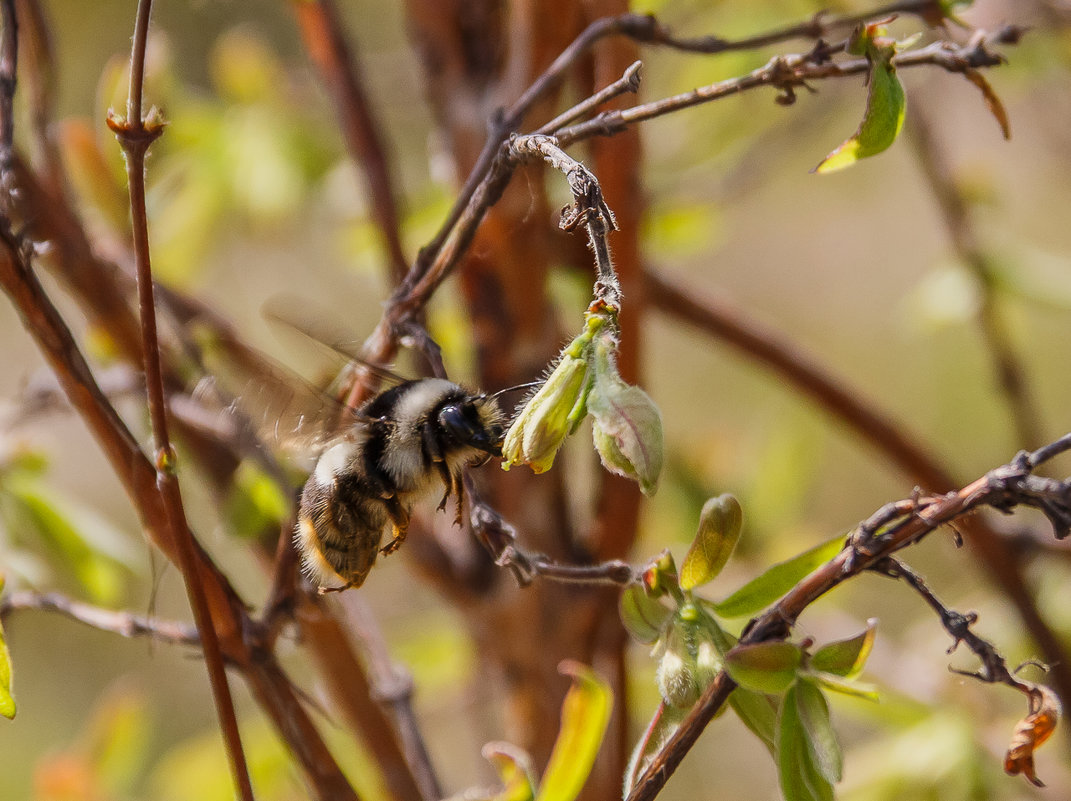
501, 304, 663, 495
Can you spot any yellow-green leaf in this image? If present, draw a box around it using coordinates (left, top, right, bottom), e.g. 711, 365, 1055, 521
535, 661, 611, 801
713, 534, 844, 618
814, 49, 906, 173
810, 619, 877, 678
680, 494, 743, 590
778, 684, 835, 801
619, 584, 671, 645
0, 575, 14, 719
796, 680, 842, 784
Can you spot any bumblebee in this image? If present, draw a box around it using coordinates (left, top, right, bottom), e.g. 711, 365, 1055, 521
294, 377, 505, 592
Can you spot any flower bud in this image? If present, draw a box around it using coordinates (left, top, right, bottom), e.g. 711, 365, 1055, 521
588, 337, 663, 495
501, 341, 592, 474
654, 612, 724, 709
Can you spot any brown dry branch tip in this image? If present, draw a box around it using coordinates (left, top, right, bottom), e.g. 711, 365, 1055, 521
466, 482, 635, 588
625, 434, 1071, 801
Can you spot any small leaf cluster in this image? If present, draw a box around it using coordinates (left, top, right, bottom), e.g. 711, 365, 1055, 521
620, 495, 879, 801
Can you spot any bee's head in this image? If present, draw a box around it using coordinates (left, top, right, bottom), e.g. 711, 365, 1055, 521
438, 395, 505, 456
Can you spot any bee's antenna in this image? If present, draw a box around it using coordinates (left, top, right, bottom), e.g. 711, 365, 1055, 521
486, 380, 542, 402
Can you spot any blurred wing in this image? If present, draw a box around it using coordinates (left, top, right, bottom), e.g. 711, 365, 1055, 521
195, 335, 365, 455
262, 299, 409, 389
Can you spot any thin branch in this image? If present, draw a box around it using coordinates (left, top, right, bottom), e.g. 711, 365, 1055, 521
290, 0, 409, 285
554, 30, 1017, 147
643, 265, 1071, 716
871, 557, 1033, 692
907, 107, 1044, 449
106, 2, 252, 798
626, 434, 1071, 801
339, 593, 443, 801
0, 591, 200, 646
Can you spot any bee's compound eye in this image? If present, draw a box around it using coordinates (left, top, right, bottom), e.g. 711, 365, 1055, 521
438, 402, 496, 450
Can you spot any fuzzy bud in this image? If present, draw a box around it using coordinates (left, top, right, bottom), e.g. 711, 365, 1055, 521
588, 336, 663, 495
501, 339, 592, 474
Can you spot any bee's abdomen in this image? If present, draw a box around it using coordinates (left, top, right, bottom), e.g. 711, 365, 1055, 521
296, 448, 388, 589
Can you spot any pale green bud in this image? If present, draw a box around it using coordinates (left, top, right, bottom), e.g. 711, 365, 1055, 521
501, 346, 592, 474
587, 337, 663, 495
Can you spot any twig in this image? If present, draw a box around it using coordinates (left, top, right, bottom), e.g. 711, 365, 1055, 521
340, 593, 443, 801
642, 266, 1071, 710
907, 107, 1044, 449
0, 590, 200, 646
554, 30, 1017, 147
537, 59, 642, 135
106, 3, 252, 798
871, 557, 1033, 691
290, 0, 409, 285
626, 434, 1071, 801
467, 488, 635, 587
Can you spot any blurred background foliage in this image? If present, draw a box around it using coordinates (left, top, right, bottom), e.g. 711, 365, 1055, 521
1, 0, 1071, 799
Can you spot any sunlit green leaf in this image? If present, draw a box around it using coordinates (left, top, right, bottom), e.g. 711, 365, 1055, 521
811, 619, 877, 678
224, 461, 289, 540
680, 494, 743, 590
725, 642, 802, 695
796, 680, 842, 784
712, 534, 844, 618
777, 684, 834, 801
809, 670, 881, 702
536, 662, 611, 801
0, 575, 14, 719
815, 24, 907, 174
619, 584, 671, 645
1, 481, 129, 604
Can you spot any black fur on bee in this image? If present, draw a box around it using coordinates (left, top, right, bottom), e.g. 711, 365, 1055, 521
295, 378, 505, 592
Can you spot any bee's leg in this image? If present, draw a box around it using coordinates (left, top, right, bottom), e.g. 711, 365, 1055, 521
421, 420, 455, 511
318, 582, 355, 595
380, 496, 410, 556
452, 472, 466, 527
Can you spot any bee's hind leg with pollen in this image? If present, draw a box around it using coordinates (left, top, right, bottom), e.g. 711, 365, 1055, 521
380, 495, 411, 556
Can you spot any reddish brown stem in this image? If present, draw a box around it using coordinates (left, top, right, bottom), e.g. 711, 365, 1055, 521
108, 2, 253, 798
291, 0, 409, 285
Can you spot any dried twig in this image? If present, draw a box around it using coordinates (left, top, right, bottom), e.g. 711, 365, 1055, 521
0, 591, 200, 646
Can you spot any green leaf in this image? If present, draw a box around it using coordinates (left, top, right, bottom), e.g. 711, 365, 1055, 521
680, 494, 743, 590
536, 661, 612, 801
619, 584, 671, 645
712, 534, 844, 618
814, 30, 906, 174
811, 619, 877, 678
809, 670, 881, 702
2, 481, 128, 604
0, 575, 14, 719
796, 680, 842, 784
725, 642, 802, 695
729, 688, 778, 754
777, 685, 834, 801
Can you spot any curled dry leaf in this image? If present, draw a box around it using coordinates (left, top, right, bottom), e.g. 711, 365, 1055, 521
1003, 684, 1060, 787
